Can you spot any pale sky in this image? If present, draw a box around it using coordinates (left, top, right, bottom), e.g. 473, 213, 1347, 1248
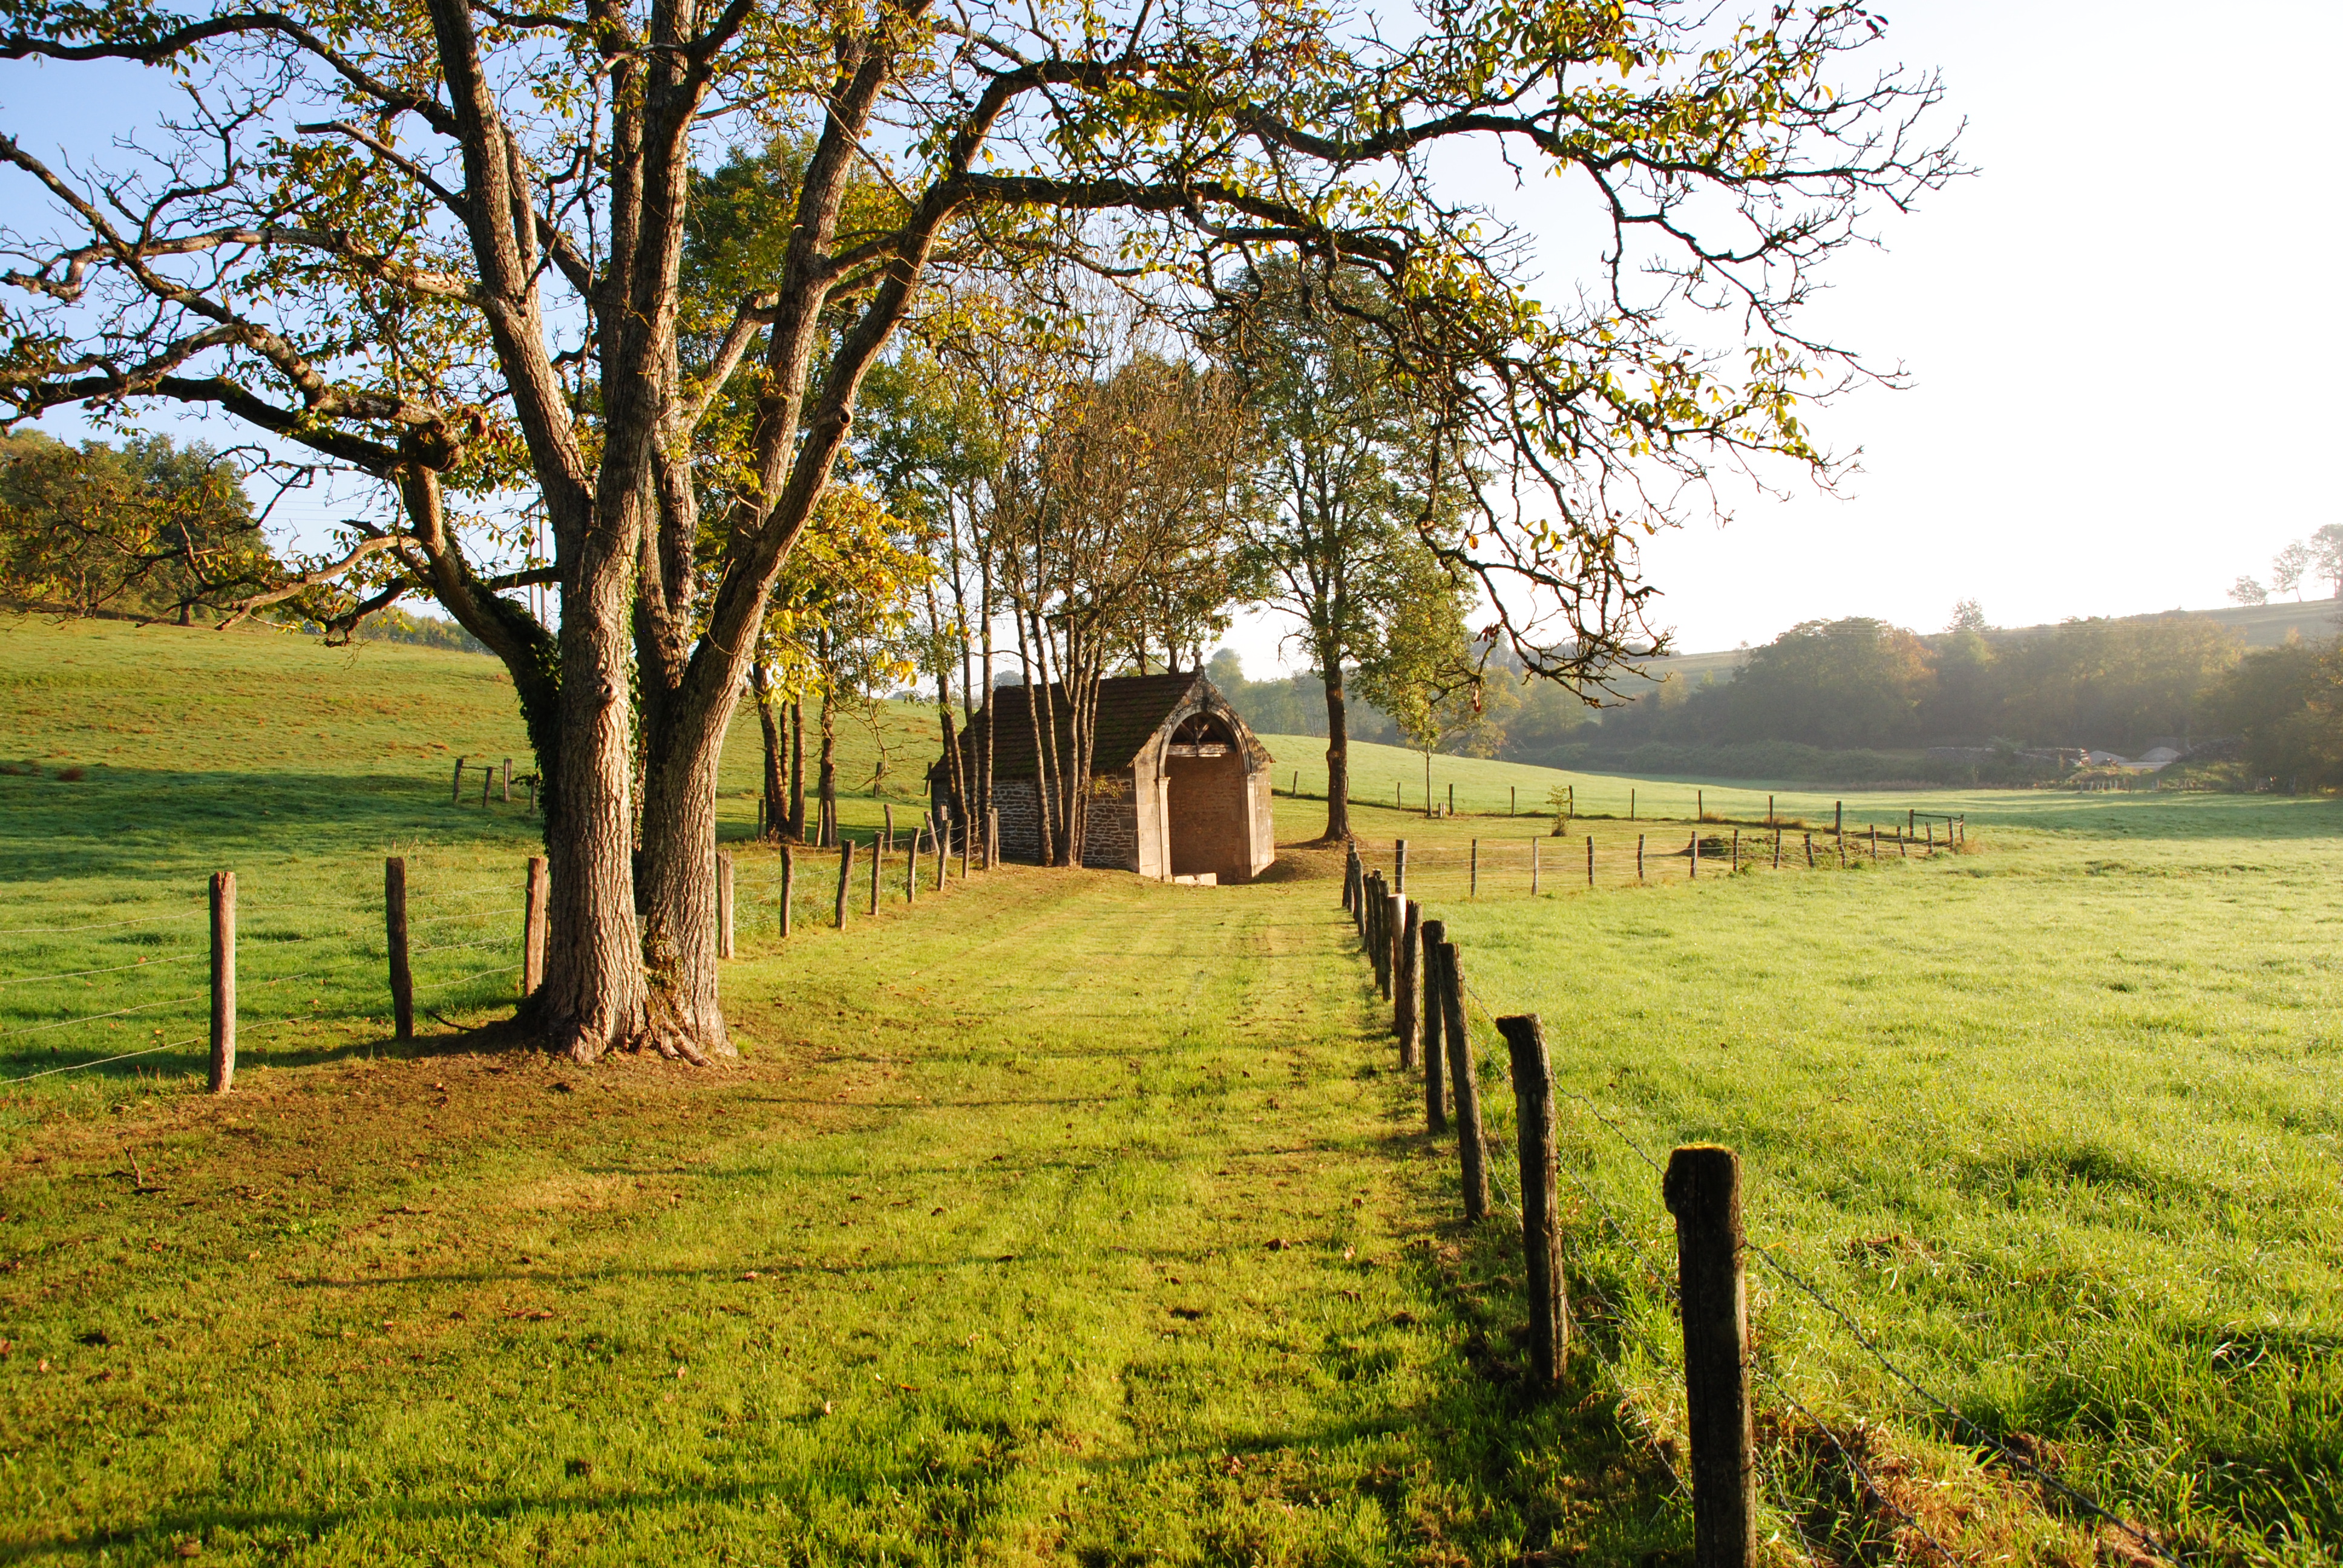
7, 6, 2339, 672
1227, 2, 2343, 672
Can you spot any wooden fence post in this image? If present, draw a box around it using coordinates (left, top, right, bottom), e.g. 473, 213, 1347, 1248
1804, 832, 1814, 869
716, 851, 736, 959
1420, 918, 1448, 1132
779, 845, 795, 939
1926, 821, 1935, 855
1530, 836, 1540, 895
1385, 890, 1404, 1004
884, 803, 895, 854
1586, 834, 1594, 887
988, 808, 1000, 867
523, 855, 549, 996
1637, 833, 1645, 881
1699, 788, 1704, 821
1834, 799, 1843, 838
1395, 838, 1408, 895
1766, 793, 1774, 826
1440, 941, 1488, 1221
1870, 824, 1879, 861
1689, 831, 1699, 879
1448, 782, 1455, 816
384, 857, 413, 1042
1630, 788, 1636, 821
960, 809, 972, 878
1730, 828, 1738, 871
1469, 838, 1479, 898
451, 756, 465, 804
908, 825, 922, 904
1908, 806, 1915, 835
870, 828, 883, 915
1899, 826, 1908, 860
834, 840, 854, 929
501, 757, 512, 803
208, 871, 235, 1094
934, 816, 948, 890
1510, 785, 1516, 816
1772, 828, 1781, 871
1372, 875, 1392, 996
1396, 898, 1421, 1070
1664, 1145, 1755, 1568
1343, 848, 1358, 914
1497, 1013, 1567, 1382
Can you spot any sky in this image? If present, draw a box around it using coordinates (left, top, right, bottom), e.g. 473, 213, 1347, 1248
7, 5, 2340, 673
1222, 2, 2343, 672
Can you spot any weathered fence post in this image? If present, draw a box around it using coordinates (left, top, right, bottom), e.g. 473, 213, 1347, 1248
501, 757, 512, 803
1440, 941, 1489, 1221
1497, 1013, 1567, 1382
884, 803, 895, 854
1511, 785, 1517, 817
1699, 788, 1705, 821
1420, 918, 1448, 1132
1530, 836, 1541, 895
1344, 848, 1359, 915
1586, 834, 1594, 887
1870, 824, 1879, 861
1908, 806, 1915, 836
208, 871, 236, 1094
1637, 833, 1645, 881
870, 828, 883, 915
1689, 831, 1699, 879
384, 857, 413, 1042
834, 840, 854, 929
779, 845, 796, 939
1469, 838, 1480, 898
451, 756, 465, 804
1630, 787, 1636, 821
934, 815, 949, 890
480, 767, 491, 808
1663, 1145, 1755, 1568
989, 808, 1000, 867
1731, 828, 1738, 871
1394, 838, 1408, 895
1835, 799, 1843, 838
1396, 899, 1422, 1070
1772, 828, 1781, 870
716, 851, 736, 960
908, 825, 922, 904
1377, 881, 1396, 1003
1766, 792, 1774, 826
1927, 821, 1935, 855
1448, 782, 1455, 816
523, 855, 549, 995
1899, 826, 1909, 860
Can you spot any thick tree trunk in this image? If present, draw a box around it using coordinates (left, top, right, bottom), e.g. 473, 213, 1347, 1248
635, 711, 735, 1063
1322, 667, 1352, 843
540, 560, 652, 1062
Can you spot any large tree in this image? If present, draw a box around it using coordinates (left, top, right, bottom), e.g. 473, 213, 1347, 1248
1, 0, 1955, 1059
1211, 258, 1452, 841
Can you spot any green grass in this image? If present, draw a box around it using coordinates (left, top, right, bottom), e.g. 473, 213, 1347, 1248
1366, 797, 2343, 1566
5, 616, 2341, 1564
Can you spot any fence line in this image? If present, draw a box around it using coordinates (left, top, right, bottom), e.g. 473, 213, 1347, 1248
1366, 853, 2180, 1567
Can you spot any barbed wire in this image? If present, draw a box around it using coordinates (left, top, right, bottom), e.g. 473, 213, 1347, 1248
1753, 1362, 1961, 1567
0, 950, 208, 987
0, 991, 209, 1039
1742, 1240, 2181, 1565
2, 1032, 205, 1083
0, 910, 204, 938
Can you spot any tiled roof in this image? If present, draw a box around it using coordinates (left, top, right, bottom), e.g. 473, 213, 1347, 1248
967, 673, 1210, 779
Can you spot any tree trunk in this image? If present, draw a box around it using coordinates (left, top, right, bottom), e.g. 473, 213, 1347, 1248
635, 713, 735, 1062
539, 552, 652, 1063
818, 689, 837, 845
1014, 603, 1055, 865
788, 699, 806, 841
750, 661, 785, 840
1322, 665, 1353, 842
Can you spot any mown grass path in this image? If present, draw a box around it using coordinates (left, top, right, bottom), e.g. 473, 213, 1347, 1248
1, 861, 1673, 1566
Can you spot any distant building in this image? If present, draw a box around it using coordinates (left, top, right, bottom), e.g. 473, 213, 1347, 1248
940, 672, 1276, 883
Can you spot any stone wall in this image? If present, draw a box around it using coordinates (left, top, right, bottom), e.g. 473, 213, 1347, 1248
990, 772, 1139, 870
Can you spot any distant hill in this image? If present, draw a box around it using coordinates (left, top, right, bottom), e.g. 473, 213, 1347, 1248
1644, 599, 2343, 681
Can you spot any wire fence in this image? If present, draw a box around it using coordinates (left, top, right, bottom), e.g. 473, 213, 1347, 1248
0, 864, 530, 1085
1349, 846, 2181, 1567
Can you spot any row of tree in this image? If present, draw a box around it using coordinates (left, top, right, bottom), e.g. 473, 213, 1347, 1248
2229, 526, 2343, 606
0, 0, 1955, 1063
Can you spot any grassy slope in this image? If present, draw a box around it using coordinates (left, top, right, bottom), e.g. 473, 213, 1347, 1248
4, 619, 2340, 1563
1326, 795, 2343, 1563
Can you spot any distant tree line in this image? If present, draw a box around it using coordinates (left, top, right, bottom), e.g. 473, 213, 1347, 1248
1210, 606, 2343, 788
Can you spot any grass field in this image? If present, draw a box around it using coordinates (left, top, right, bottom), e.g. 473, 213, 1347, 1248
3, 617, 2339, 1565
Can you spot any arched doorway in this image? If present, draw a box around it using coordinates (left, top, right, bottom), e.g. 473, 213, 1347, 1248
1164, 711, 1249, 881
